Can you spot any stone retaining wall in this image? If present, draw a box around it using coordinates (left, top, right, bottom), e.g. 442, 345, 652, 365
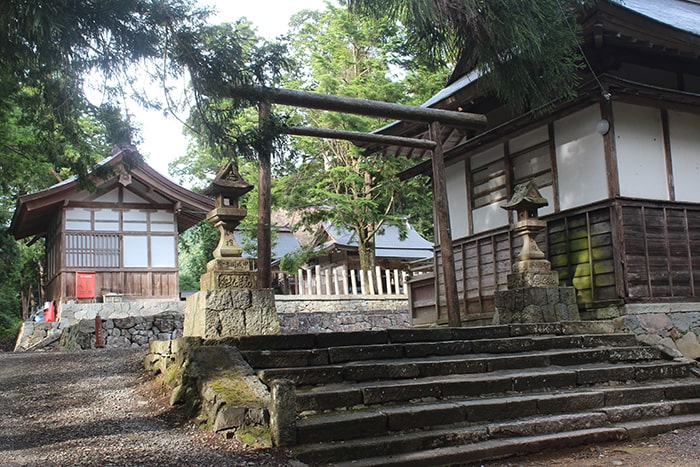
15, 297, 409, 351
15, 310, 184, 351
59, 300, 186, 327
275, 296, 409, 334
617, 303, 700, 360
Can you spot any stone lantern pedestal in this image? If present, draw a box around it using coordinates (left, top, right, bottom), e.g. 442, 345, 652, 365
183, 162, 280, 338
494, 181, 580, 324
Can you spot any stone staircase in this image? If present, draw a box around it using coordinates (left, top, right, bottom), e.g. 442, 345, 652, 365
237, 323, 700, 466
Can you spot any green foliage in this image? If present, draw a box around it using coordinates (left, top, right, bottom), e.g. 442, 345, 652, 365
279, 248, 316, 276
348, 0, 592, 111
275, 4, 443, 269
0, 221, 43, 336
166, 18, 293, 164
178, 221, 218, 291
0, 0, 206, 316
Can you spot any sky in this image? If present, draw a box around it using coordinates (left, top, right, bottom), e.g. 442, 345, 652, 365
135, 0, 330, 179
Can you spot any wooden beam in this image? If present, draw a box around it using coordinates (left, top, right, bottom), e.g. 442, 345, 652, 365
229, 85, 487, 129
429, 121, 462, 328
285, 126, 437, 150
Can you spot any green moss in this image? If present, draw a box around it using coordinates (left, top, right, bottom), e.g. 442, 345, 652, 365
236, 426, 271, 448
209, 373, 261, 406
164, 362, 182, 388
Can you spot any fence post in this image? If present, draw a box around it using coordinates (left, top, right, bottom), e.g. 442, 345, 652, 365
385, 269, 392, 295
333, 268, 340, 295
306, 268, 313, 295
394, 269, 401, 295
314, 265, 322, 295
375, 266, 383, 295
351, 269, 358, 295
324, 268, 332, 295
402, 271, 408, 294
297, 269, 303, 295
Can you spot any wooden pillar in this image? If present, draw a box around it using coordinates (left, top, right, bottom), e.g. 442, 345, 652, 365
429, 121, 461, 327
258, 101, 272, 289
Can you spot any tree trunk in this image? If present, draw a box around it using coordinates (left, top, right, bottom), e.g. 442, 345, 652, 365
357, 232, 376, 294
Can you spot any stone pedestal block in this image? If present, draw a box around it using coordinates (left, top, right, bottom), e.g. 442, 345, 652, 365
507, 260, 560, 288
494, 285, 580, 324
184, 288, 280, 338
200, 258, 256, 290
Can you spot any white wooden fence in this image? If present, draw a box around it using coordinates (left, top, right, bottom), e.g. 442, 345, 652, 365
296, 265, 409, 296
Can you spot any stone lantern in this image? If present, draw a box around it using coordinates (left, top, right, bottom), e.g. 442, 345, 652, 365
502, 180, 548, 262
493, 180, 580, 324
183, 161, 280, 338
198, 162, 256, 290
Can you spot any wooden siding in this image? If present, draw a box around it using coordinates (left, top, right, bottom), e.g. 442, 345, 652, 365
620, 201, 700, 301
50, 270, 179, 301
412, 199, 700, 326
548, 206, 618, 307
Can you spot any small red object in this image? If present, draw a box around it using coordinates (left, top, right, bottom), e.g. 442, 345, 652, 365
44, 301, 55, 322
76, 271, 95, 299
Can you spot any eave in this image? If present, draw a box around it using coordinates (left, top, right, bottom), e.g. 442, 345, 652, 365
10, 146, 214, 240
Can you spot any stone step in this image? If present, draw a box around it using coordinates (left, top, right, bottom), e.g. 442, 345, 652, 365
296, 407, 700, 465
242, 332, 640, 369
311, 427, 630, 466
324, 413, 700, 467
295, 361, 694, 413
257, 345, 662, 386
296, 408, 638, 464
236, 322, 621, 352
295, 382, 700, 445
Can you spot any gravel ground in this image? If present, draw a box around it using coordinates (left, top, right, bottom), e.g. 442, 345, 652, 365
2, 348, 700, 467
0, 348, 301, 466
478, 426, 700, 467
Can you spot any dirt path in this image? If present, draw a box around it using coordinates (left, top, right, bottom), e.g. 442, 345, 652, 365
0, 349, 300, 466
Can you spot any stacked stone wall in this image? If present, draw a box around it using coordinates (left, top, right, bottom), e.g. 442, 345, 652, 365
275, 296, 409, 334
618, 303, 700, 360
15, 297, 408, 351
15, 300, 185, 351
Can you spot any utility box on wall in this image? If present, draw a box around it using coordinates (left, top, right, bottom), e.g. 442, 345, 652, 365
75, 271, 96, 300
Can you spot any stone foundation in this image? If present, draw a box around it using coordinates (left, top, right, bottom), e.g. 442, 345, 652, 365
494, 287, 580, 324
494, 260, 580, 324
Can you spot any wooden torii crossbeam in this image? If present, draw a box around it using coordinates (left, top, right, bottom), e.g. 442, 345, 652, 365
229, 85, 487, 328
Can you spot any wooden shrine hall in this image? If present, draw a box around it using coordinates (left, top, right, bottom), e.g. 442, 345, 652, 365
10, 146, 214, 303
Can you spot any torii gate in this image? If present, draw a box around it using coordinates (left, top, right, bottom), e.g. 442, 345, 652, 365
228, 85, 487, 327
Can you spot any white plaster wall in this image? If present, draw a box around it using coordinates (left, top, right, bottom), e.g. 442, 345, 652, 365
669, 110, 700, 202
472, 203, 509, 233
510, 125, 548, 153
554, 105, 608, 210
445, 160, 469, 239
614, 102, 669, 201
538, 185, 555, 217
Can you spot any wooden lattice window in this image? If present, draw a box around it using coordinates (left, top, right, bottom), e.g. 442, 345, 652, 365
471, 151, 507, 209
